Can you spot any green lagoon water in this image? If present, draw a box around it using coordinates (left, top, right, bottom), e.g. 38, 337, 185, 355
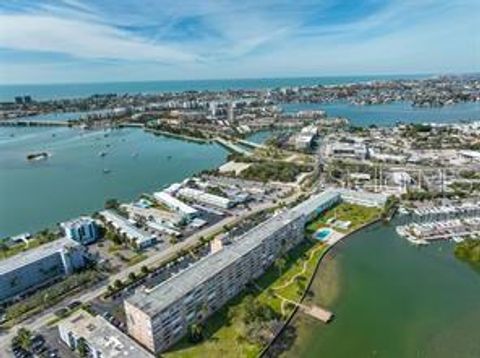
280, 222, 480, 358
0, 127, 227, 237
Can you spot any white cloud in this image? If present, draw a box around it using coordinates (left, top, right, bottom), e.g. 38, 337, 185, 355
0, 14, 198, 63
0, 0, 478, 83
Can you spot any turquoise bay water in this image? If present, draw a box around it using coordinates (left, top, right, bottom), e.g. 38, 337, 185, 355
282, 101, 480, 126
0, 127, 226, 237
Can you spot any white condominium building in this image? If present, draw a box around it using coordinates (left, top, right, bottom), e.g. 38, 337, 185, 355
124, 190, 341, 353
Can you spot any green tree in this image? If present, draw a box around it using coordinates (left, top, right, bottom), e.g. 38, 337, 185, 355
140, 266, 150, 275
76, 337, 89, 358
16, 327, 33, 351
113, 279, 123, 289
105, 198, 119, 210
274, 257, 286, 276
106, 230, 122, 246
188, 323, 204, 343
128, 272, 137, 282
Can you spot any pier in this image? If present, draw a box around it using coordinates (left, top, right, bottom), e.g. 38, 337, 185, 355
279, 295, 333, 323
301, 304, 334, 323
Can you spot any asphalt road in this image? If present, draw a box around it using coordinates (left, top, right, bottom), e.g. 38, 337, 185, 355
0, 200, 282, 357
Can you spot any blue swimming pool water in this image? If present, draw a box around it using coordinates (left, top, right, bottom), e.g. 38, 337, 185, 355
315, 228, 333, 241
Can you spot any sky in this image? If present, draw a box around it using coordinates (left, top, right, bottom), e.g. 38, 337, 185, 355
0, 0, 479, 84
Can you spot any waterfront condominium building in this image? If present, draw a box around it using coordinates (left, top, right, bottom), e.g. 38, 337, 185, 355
100, 210, 157, 249
153, 191, 198, 221
0, 237, 86, 302
177, 187, 233, 209
60, 216, 100, 245
124, 190, 341, 353
59, 310, 153, 358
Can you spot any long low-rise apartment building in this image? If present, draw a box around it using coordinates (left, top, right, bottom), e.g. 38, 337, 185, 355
100, 210, 156, 249
124, 190, 341, 353
177, 187, 233, 209
0, 237, 86, 302
153, 191, 198, 221
338, 189, 388, 207
59, 310, 153, 358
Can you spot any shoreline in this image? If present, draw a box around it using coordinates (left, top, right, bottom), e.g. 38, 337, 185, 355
0, 127, 231, 239
260, 216, 382, 358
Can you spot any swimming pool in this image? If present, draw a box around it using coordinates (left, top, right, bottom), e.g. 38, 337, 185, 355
314, 228, 333, 241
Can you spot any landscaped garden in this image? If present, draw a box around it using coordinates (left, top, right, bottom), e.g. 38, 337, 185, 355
0, 229, 59, 260
306, 202, 381, 234
163, 239, 328, 358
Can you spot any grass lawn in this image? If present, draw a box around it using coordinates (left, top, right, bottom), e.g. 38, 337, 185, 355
0, 231, 59, 260
306, 202, 381, 234
126, 253, 148, 267
163, 240, 328, 358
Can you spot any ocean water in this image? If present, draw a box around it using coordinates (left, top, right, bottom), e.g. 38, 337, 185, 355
0, 75, 425, 101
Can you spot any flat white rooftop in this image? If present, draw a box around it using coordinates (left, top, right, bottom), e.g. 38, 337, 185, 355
60, 311, 153, 358
126, 190, 341, 316
0, 237, 79, 276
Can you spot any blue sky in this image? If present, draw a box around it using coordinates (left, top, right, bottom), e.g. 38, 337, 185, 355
0, 0, 478, 84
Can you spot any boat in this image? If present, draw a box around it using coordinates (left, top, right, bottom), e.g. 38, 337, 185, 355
26, 152, 49, 161
132, 152, 139, 158
98, 151, 107, 157
103, 168, 111, 174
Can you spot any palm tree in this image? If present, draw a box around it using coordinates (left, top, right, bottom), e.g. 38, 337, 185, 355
76, 337, 89, 358
274, 257, 286, 276
16, 328, 33, 351
42, 292, 50, 307
188, 324, 203, 343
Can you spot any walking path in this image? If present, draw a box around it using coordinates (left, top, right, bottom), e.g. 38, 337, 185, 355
270, 229, 343, 318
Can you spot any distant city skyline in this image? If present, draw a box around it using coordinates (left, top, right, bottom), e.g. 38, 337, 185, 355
0, 0, 479, 84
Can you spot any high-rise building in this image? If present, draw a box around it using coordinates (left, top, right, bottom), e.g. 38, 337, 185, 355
125, 190, 341, 353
